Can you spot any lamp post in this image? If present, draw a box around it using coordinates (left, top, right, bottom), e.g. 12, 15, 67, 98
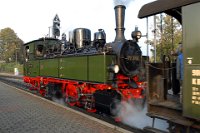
0, 40, 2, 61
146, 17, 149, 57
153, 15, 157, 63
15, 47, 20, 65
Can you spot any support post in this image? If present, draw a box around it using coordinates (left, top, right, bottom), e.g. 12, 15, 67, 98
146, 17, 149, 57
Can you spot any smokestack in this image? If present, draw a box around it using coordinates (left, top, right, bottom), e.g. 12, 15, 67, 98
114, 5, 126, 42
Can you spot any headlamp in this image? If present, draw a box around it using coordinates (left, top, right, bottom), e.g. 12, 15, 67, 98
131, 26, 142, 40
108, 64, 120, 73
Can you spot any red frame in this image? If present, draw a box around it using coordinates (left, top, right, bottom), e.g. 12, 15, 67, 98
23, 74, 146, 112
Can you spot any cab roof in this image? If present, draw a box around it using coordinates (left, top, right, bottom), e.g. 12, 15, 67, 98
24, 38, 60, 46
138, 0, 200, 24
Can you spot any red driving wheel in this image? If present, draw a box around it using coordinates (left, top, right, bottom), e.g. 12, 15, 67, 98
65, 85, 79, 106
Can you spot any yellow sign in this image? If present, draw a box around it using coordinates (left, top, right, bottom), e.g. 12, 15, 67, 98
191, 70, 200, 105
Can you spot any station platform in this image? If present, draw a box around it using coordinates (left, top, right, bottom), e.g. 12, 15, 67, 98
0, 81, 125, 133
0, 73, 23, 79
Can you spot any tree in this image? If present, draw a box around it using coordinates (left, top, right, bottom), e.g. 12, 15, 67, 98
151, 15, 182, 62
0, 28, 24, 63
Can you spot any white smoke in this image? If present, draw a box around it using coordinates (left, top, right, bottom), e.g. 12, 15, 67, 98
52, 97, 65, 105
113, 0, 135, 6
115, 100, 169, 131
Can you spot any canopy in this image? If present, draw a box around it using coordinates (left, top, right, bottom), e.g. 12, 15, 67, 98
138, 0, 200, 23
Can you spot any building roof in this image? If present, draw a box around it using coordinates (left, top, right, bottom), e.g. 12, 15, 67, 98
138, 0, 200, 23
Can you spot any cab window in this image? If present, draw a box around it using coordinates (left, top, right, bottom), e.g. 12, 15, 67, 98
36, 44, 44, 57
25, 46, 30, 61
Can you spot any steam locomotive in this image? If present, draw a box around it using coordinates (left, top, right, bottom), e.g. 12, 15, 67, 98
23, 5, 147, 115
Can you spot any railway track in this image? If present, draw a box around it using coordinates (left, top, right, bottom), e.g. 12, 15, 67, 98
0, 75, 145, 133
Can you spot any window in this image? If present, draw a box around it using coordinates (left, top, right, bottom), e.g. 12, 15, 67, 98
36, 44, 44, 57
25, 46, 29, 61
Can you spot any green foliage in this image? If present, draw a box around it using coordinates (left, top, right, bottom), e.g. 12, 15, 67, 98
151, 15, 182, 62
0, 27, 24, 63
0, 62, 23, 74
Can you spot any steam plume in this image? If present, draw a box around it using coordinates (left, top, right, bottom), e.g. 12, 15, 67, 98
115, 100, 169, 131
113, 0, 135, 6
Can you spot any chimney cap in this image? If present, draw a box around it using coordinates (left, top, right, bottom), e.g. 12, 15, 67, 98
114, 5, 126, 9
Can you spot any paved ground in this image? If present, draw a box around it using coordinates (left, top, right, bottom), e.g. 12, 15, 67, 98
0, 81, 123, 133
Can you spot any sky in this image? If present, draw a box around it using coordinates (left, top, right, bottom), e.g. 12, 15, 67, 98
0, 0, 154, 55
